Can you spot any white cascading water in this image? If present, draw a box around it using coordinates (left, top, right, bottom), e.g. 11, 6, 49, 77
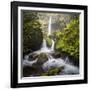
47, 16, 55, 51
40, 39, 50, 52
23, 16, 79, 75
42, 57, 79, 74
48, 16, 52, 36
40, 16, 55, 52
51, 39, 55, 51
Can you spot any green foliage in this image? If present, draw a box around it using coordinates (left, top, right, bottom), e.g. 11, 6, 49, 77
54, 16, 79, 59
23, 11, 43, 56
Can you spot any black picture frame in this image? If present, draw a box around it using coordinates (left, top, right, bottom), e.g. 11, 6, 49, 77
11, 1, 88, 88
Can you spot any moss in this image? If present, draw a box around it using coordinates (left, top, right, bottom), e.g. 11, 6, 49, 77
48, 67, 60, 75
41, 67, 64, 76
41, 72, 48, 76
46, 37, 52, 48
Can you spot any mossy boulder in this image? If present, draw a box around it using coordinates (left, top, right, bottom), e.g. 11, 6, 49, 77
46, 37, 52, 48
37, 53, 48, 65
31, 53, 49, 75
24, 53, 48, 76
28, 53, 38, 61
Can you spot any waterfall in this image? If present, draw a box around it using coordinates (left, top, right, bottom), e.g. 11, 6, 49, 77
40, 16, 54, 52
48, 16, 52, 36
48, 16, 55, 51
51, 39, 55, 51
41, 39, 47, 50
40, 39, 50, 52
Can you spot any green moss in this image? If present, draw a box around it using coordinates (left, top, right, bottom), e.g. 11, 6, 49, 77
41, 72, 48, 76
41, 67, 64, 76
46, 37, 52, 48
48, 68, 60, 75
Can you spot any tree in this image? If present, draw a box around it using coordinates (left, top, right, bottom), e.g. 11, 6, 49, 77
23, 11, 43, 56
54, 15, 79, 59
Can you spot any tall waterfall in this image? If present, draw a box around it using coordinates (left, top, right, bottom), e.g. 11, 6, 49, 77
48, 16, 52, 36
47, 16, 55, 51
41, 16, 55, 52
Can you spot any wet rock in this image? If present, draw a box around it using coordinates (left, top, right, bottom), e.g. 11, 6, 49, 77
28, 53, 38, 61
46, 37, 52, 48
33, 63, 44, 75
37, 53, 48, 65
69, 56, 79, 67
52, 52, 61, 58
23, 66, 38, 77
23, 64, 45, 77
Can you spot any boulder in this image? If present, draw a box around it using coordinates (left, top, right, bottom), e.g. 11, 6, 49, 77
28, 53, 38, 61
52, 52, 61, 58
46, 37, 52, 48
37, 53, 48, 65
23, 66, 38, 77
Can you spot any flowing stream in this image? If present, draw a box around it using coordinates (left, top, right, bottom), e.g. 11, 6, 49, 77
23, 16, 79, 76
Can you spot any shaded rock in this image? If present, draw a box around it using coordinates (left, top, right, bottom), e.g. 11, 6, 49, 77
23, 64, 45, 77
32, 63, 44, 76
37, 53, 48, 65
23, 66, 38, 77
52, 52, 61, 58
28, 53, 38, 61
69, 56, 79, 67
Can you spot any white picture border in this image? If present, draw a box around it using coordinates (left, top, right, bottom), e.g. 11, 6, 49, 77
18, 6, 84, 83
